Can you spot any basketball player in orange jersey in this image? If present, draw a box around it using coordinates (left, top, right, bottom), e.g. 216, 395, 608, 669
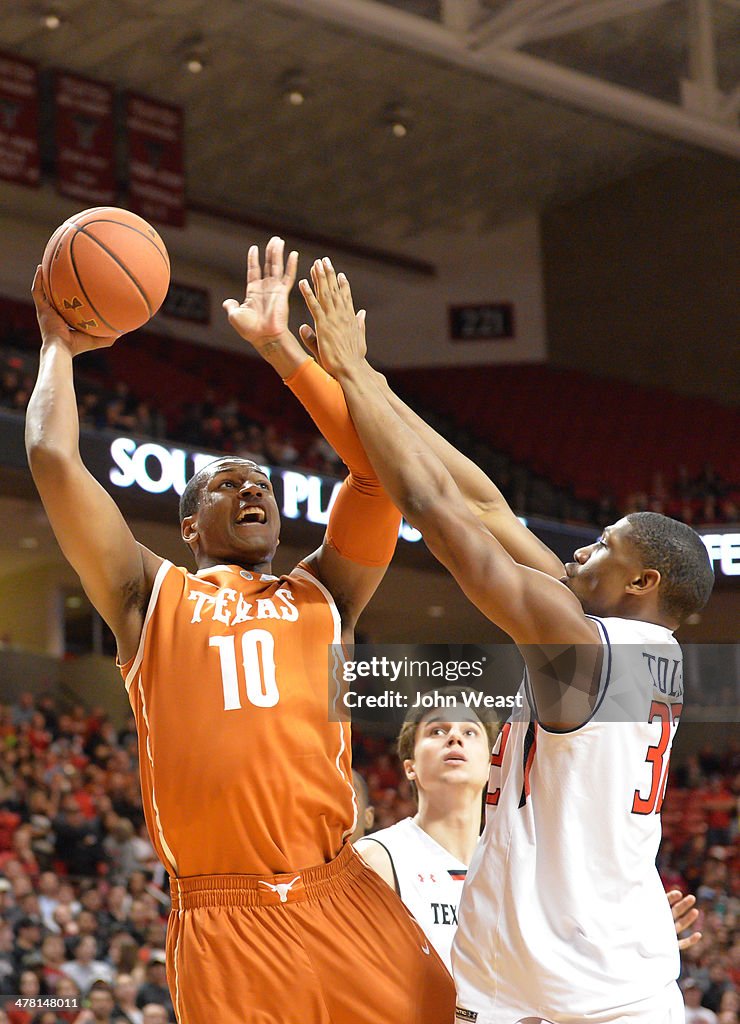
25, 238, 455, 1024
299, 259, 714, 1024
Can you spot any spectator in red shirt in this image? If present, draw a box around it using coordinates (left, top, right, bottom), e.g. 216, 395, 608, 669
26, 715, 51, 756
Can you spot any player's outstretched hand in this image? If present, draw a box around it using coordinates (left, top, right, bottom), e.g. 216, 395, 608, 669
223, 236, 298, 352
298, 258, 366, 380
31, 266, 118, 356
667, 889, 702, 951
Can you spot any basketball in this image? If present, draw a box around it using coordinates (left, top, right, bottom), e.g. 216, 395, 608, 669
41, 206, 170, 338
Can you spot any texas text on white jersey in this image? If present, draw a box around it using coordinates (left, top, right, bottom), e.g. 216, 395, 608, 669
452, 617, 683, 1024
361, 817, 468, 972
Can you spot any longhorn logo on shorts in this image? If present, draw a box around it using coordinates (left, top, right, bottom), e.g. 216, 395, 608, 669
258, 876, 301, 903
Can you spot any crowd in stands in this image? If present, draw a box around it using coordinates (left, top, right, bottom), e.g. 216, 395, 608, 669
1, 320, 738, 529
661, 752, 740, 1022
620, 466, 739, 530
0, 693, 173, 1023
0, 346, 342, 480
1, 691, 735, 1022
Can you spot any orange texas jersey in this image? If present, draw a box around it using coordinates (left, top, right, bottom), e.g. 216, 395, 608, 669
119, 560, 356, 877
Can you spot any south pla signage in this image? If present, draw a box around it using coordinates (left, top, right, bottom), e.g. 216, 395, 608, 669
108, 437, 422, 543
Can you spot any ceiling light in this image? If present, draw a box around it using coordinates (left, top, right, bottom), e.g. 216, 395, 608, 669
427, 605, 445, 618
19, 537, 39, 549
179, 33, 207, 75
384, 103, 412, 138
41, 10, 62, 29
279, 71, 309, 107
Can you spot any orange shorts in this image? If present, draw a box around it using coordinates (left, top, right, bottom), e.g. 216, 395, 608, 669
167, 843, 455, 1024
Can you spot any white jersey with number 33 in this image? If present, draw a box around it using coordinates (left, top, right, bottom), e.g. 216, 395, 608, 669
452, 617, 683, 1023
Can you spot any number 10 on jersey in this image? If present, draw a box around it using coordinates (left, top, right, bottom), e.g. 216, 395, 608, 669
209, 631, 280, 710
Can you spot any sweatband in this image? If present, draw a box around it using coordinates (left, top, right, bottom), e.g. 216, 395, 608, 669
326, 476, 402, 567
284, 358, 374, 478
284, 359, 400, 565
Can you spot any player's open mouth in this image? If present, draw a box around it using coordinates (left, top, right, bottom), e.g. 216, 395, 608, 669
236, 506, 266, 524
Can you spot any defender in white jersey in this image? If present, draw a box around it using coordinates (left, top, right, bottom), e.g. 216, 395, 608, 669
302, 259, 715, 1024
356, 693, 496, 970
354, 693, 696, 980
454, 616, 688, 1023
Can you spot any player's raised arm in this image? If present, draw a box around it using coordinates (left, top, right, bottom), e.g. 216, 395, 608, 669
224, 239, 401, 638
25, 268, 161, 664
300, 260, 599, 667
300, 317, 563, 579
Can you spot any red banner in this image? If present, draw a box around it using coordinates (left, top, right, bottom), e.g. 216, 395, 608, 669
125, 93, 185, 227
0, 52, 40, 188
54, 71, 115, 204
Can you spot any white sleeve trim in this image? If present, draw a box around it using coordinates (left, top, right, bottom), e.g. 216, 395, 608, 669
123, 559, 174, 694
290, 565, 342, 645
290, 565, 357, 839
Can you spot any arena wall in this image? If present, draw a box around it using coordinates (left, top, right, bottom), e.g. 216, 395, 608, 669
0, 181, 547, 368
542, 153, 739, 405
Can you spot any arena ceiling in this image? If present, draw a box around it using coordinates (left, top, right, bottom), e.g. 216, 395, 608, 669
2, 0, 738, 250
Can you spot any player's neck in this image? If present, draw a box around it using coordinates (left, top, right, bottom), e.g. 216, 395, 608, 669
605, 596, 675, 631
414, 793, 481, 866
195, 555, 273, 574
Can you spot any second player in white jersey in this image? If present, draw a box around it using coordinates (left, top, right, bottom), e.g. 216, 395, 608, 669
355, 690, 497, 973
361, 816, 468, 970
453, 616, 685, 1024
